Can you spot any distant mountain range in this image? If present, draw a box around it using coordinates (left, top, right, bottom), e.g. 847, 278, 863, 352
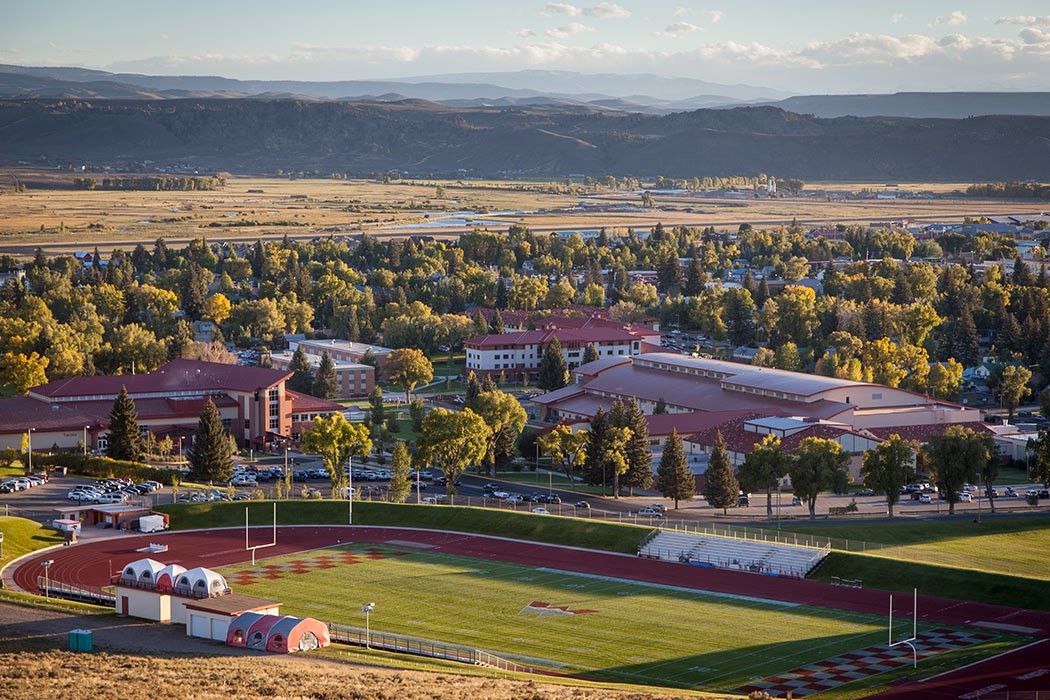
3, 97, 1049, 181
3, 65, 1050, 119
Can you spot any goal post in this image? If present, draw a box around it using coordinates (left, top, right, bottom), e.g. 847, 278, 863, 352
245, 502, 277, 565
888, 587, 918, 667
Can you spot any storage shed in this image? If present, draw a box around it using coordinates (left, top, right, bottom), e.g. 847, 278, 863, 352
183, 594, 281, 643
264, 616, 330, 653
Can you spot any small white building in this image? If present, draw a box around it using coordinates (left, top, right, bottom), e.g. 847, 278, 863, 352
184, 594, 282, 642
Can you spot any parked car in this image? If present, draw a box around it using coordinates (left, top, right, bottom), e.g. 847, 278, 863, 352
505, 495, 524, 504
1005, 487, 1019, 497
638, 507, 663, 517
956, 492, 973, 502
94, 493, 127, 504
573, 501, 590, 509
855, 488, 875, 497
1040, 489, 1050, 500
918, 494, 933, 504
531, 507, 551, 515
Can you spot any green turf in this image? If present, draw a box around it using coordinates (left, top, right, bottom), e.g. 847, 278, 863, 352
219, 544, 1017, 695
0, 515, 64, 569
153, 500, 652, 554
813, 552, 1050, 611
776, 513, 1050, 579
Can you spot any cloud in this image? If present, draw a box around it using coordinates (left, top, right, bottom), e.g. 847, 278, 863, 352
542, 3, 581, 16
656, 22, 701, 38
517, 29, 536, 38
546, 22, 594, 39
891, 13, 904, 24
672, 6, 689, 18
583, 2, 630, 19
705, 10, 724, 24
0, 48, 18, 54
931, 10, 967, 27
996, 15, 1050, 28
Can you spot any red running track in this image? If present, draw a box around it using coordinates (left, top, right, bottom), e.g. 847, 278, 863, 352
11, 526, 1050, 698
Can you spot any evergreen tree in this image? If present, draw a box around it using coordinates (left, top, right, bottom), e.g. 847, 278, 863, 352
368, 386, 386, 428
489, 309, 505, 334
360, 348, 379, 380
583, 408, 610, 487
168, 319, 196, 359
657, 429, 695, 509
654, 397, 668, 414
465, 370, 481, 407
537, 337, 568, 391
685, 255, 707, 297
755, 278, 771, 306
495, 279, 509, 310
188, 398, 233, 483
619, 400, 653, 494
387, 441, 411, 503
106, 386, 142, 462
312, 351, 339, 399
583, 344, 600, 364
287, 347, 314, 393
702, 431, 739, 515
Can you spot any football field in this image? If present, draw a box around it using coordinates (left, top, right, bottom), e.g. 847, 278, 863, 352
219, 543, 1018, 696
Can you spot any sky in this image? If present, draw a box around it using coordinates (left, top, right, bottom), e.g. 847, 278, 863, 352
4, 1, 1050, 93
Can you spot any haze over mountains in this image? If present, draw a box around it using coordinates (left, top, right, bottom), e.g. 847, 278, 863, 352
5, 64, 1050, 118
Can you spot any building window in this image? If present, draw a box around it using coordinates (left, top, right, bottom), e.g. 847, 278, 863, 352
872, 393, 882, 400
269, 416, 279, 430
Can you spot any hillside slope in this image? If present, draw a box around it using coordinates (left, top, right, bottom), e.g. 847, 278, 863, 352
2, 98, 1049, 180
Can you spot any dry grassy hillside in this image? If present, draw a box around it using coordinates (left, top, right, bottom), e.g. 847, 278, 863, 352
0, 651, 708, 700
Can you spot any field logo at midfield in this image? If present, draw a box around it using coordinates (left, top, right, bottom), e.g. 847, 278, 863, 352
520, 600, 598, 617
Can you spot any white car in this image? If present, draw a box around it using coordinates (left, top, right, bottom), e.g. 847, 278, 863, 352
956, 492, 973, 502
94, 493, 127, 504
638, 507, 664, 517
505, 495, 524, 504
531, 507, 550, 515
918, 494, 933, 504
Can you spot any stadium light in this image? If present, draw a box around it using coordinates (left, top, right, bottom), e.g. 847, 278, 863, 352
41, 559, 54, 599
362, 602, 375, 648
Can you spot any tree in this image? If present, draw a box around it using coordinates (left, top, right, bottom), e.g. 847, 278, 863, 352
464, 370, 481, 407
0, 351, 48, 394
472, 389, 527, 475
1040, 386, 1050, 421
616, 399, 652, 494
367, 386, 386, 428
789, 437, 849, 519
537, 337, 568, 391
924, 426, 992, 515
203, 293, 232, 325
387, 440, 411, 503
583, 408, 610, 489
703, 431, 739, 515
653, 397, 667, 414
408, 398, 426, 432
861, 435, 916, 517
489, 309, 505, 334
301, 413, 373, 496
415, 407, 491, 495
738, 434, 789, 520
999, 365, 1033, 421
188, 398, 234, 483
106, 386, 142, 462
657, 429, 695, 509
605, 425, 632, 499
583, 344, 600, 364
287, 347, 314, 394
312, 351, 339, 399
1029, 429, 1050, 487
927, 359, 964, 401
538, 424, 588, 485
384, 348, 433, 405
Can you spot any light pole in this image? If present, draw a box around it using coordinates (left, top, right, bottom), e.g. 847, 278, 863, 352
27, 427, 34, 473
41, 559, 53, 599
777, 480, 782, 531
83, 426, 89, 456
347, 454, 353, 525
362, 602, 375, 648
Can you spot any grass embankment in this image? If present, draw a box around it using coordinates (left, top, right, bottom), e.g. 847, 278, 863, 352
154, 500, 652, 554
785, 514, 1050, 610
0, 515, 64, 570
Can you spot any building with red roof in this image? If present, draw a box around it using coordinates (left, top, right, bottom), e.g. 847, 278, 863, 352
0, 359, 344, 452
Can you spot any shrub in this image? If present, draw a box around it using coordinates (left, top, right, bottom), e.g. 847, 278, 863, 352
32, 453, 182, 485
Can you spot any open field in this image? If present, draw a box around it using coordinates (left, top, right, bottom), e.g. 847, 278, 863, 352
779, 513, 1050, 579
1, 171, 1048, 255
220, 543, 1019, 697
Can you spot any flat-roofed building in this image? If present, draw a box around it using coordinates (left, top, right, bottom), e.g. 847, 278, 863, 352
466, 326, 653, 377
290, 338, 392, 365
270, 350, 374, 399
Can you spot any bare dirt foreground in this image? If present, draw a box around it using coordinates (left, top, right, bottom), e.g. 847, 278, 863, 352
0, 603, 695, 700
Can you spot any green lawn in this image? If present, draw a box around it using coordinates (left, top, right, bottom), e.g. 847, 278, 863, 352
778, 513, 1050, 579
0, 515, 64, 569
220, 544, 1018, 697
154, 500, 652, 554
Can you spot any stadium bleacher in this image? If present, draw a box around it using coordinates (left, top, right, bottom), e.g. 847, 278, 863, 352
638, 530, 828, 578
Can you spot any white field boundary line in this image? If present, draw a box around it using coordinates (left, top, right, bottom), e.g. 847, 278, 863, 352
533, 566, 801, 608
917, 638, 1048, 684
